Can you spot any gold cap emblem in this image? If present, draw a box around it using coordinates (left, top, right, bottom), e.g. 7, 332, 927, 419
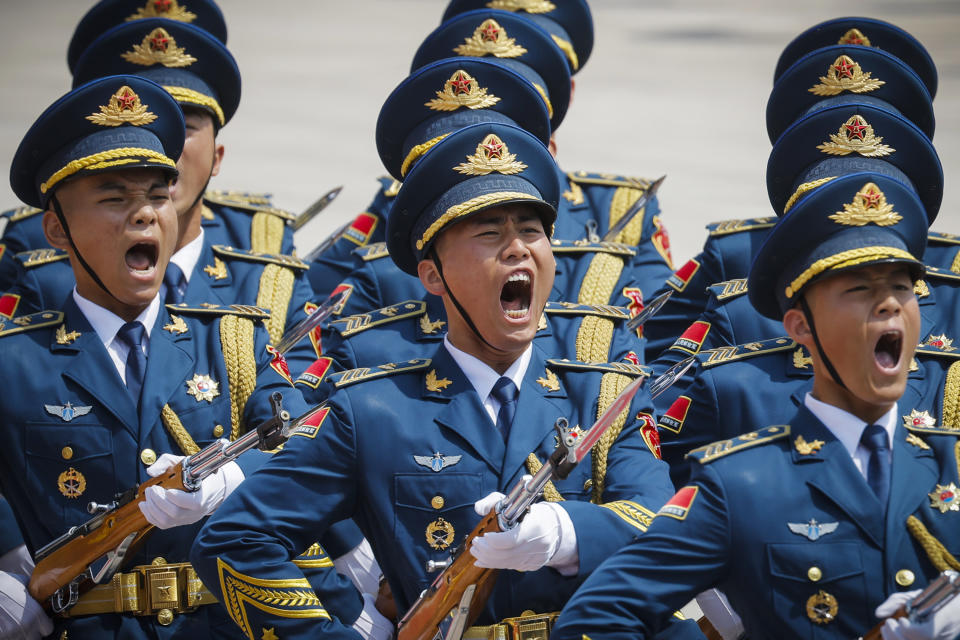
121, 27, 197, 68
829, 182, 901, 227
816, 115, 895, 157
86, 86, 158, 127
453, 19, 528, 58
126, 0, 197, 22
486, 0, 556, 13
454, 133, 527, 176
838, 28, 871, 47
809, 55, 885, 96
426, 70, 501, 112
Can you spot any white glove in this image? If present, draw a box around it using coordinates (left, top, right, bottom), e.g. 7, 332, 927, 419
0, 546, 34, 577
696, 589, 744, 640
138, 449, 244, 529
334, 538, 382, 597
469, 486, 567, 572
0, 572, 54, 639
352, 592, 394, 640
877, 588, 960, 640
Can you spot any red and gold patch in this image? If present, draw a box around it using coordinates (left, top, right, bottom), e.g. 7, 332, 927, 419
0, 293, 20, 320
289, 406, 330, 439
302, 301, 323, 357
666, 258, 700, 292
622, 351, 641, 366
659, 395, 691, 434
266, 345, 293, 385
650, 215, 673, 269
344, 212, 379, 246
330, 284, 353, 316
658, 486, 698, 520
671, 321, 711, 355
296, 357, 333, 390
621, 287, 644, 338
637, 412, 661, 459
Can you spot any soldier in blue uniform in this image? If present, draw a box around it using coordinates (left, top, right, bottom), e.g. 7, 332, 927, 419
191, 122, 702, 639
552, 169, 960, 639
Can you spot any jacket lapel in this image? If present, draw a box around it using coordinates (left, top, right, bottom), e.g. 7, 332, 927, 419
137, 306, 195, 435
884, 416, 938, 560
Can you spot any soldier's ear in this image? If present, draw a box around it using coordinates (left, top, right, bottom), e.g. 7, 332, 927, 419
211, 142, 225, 178
418, 258, 446, 296
783, 306, 812, 344
42, 210, 70, 251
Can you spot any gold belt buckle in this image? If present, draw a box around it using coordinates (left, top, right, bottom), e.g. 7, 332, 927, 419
129, 560, 202, 624
502, 611, 559, 640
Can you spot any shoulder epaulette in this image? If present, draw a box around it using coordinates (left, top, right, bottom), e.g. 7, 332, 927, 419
567, 171, 652, 190
549, 238, 636, 257
356, 241, 390, 262
0, 310, 64, 338
211, 245, 307, 270
924, 265, 960, 282
706, 217, 776, 237
328, 358, 432, 389
330, 300, 427, 337
928, 230, 960, 246
699, 337, 797, 368
16, 248, 69, 268
204, 189, 273, 206
686, 425, 791, 464
707, 278, 749, 302
545, 358, 651, 377
904, 423, 960, 437
3, 206, 43, 224
165, 303, 270, 320
203, 192, 296, 222
544, 301, 630, 321
378, 176, 401, 198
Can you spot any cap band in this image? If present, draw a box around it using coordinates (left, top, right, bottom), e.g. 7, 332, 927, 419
550, 34, 578, 70
40, 147, 176, 194
785, 245, 916, 298
416, 190, 539, 249
164, 85, 225, 125
530, 83, 553, 118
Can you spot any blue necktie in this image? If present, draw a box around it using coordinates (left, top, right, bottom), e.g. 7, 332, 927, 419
164, 262, 187, 304
116, 321, 146, 402
490, 377, 519, 440
860, 424, 891, 508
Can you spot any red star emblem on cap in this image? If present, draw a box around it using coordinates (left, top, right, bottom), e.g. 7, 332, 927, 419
482, 22, 500, 41
149, 34, 170, 51
860, 187, 883, 208
844, 117, 868, 140
481, 138, 504, 159
154, 0, 173, 12
117, 88, 138, 111
449, 71, 473, 95
833, 57, 856, 78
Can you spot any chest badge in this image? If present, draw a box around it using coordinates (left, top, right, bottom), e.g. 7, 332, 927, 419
929, 483, 960, 513
426, 517, 455, 550
903, 409, 937, 429
45, 402, 93, 422
186, 374, 220, 403
787, 518, 839, 541
414, 452, 462, 473
806, 590, 838, 624
58, 467, 86, 498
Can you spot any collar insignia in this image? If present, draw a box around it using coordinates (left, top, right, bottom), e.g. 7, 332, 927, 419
186, 373, 219, 402
418, 314, 445, 335
425, 369, 453, 392
453, 19, 527, 59
562, 179, 584, 204
837, 28, 871, 46
55, 325, 81, 345
829, 182, 901, 227
122, 27, 197, 68
126, 0, 197, 22
905, 433, 930, 450
809, 55, 885, 96
923, 334, 955, 351
794, 434, 825, 455
904, 409, 937, 429
793, 348, 813, 369
787, 518, 839, 541
454, 133, 527, 176
86, 85, 158, 127
45, 402, 93, 422
486, 0, 556, 13
536, 368, 560, 392
203, 257, 228, 280
414, 452, 463, 472
929, 483, 960, 513
163, 314, 188, 335
817, 115, 894, 157
426, 70, 501, 112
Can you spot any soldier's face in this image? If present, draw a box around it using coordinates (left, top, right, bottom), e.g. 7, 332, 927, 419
43, 169, 177, 320
785, 263, 920, 421
169, 109, 222, 217
421, 204, 555, 370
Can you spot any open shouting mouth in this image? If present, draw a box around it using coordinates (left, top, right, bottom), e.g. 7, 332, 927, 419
500, 269, 532, 322
873, 329, 903, 373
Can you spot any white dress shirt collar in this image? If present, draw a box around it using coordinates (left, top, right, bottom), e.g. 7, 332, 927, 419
444, 337, 532, 424
169, 227, 204, 284
804, 392, 897, 478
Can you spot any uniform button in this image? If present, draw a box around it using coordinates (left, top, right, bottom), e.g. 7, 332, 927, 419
431, 496, 445, 510
213, 424, 224, 437
807, 566, 823, 582
152, 557, 167, 566
140, 449, 157, 466
61, 446, 73, 460
896, 569, 915, 587
157, 609, 174, 626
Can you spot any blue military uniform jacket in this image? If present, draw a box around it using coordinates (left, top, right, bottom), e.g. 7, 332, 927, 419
192, 342, 673, 636
551, 404, 960, 639
0, 298, 308, 638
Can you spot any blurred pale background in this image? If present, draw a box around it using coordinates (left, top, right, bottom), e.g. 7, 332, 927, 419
1, 0, 958, 266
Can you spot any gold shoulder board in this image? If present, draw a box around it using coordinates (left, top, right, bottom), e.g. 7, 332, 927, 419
904, 424, 960, 437
567, 171, 652, 190
550, 239, 636, 257
16, 248, 70, 268
686, 425, 791, 464
928, 231, 960, 246
165, 303, 271, 320
708, 278, 749, 301
700, 337, 797, 369
330, 301, 427, 337
203, 193, 296, 222
329, 358, 432, 389
6, 206, 43, 223
544, 301, 630, 321
924, 265, 960, 283
707, 217, 777, 237
204, 189, 273, 206
359, 242, 391, 262
211, 245, 307, 270
545, 358, 651, 377
0, 310, 64, 338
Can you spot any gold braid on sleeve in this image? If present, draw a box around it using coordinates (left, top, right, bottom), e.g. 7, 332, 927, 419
256, 263, 295, 345
160, 404, 200, 455
220, 314, 257, 440
591, 372, 633, 503
943, 361, 960, 429
906, 515, 960, 572
251, 212, 285, 254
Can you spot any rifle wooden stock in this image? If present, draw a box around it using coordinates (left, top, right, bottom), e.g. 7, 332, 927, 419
861, 606, 907, 640
397, 508, 501, 640
28, 461, 187, 607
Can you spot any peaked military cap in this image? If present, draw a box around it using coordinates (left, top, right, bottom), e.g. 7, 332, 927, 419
68, 0, 227, 74
377, 58, 553, 181
10, 75, 184, 208
386, 122, 559, 275
748, 172, 930, 319
442, 0, 593, 75
412, 9, 571, 130
766, 45, 933, 142
767, 102, 942, 218
72, 18, 240, 127
774, 17, 937, 98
